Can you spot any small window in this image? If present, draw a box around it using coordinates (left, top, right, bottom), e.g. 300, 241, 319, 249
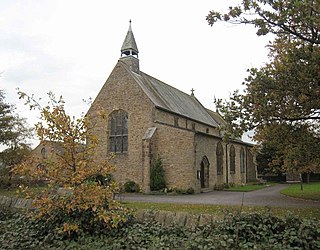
240, 147, 245, 173
192, 123, 195, 131
216, 142, 224, 175
41, 147, 46, 159
109, 110, 128, 153
174, 116, 179, 127
206, 128, 209, 134
229, 145, 235, 174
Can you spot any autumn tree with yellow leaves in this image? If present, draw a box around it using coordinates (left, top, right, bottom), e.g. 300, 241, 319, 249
13, 91, 131, 236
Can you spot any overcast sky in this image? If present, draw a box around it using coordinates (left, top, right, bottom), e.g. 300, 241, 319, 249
1, 0, 272, 146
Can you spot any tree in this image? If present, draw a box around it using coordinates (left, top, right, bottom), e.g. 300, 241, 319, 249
0, 90, 32, 187
207, 0, 320, 44
13, 91, 131, 236
207, 1, 320, 175
150, 156, 166, 191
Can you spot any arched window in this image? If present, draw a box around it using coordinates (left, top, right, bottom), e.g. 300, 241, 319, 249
216, 142, 224, 175
229, 145, 235, 174
109, 110, 128, 153
240, 147, 245, 173
41, 147, 46, 159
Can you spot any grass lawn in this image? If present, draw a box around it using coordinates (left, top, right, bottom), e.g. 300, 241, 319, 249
224, 182, 275, 192
0, 188, 19, 198
280, 182, 320, 201
0, 186, 47, 198
225, 184, 266, 192
123, 201, 320, 220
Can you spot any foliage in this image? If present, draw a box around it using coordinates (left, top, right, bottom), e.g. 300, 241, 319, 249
0, 90, 32, 180
1, 206, 319, 249
256, 142, 281, 175
150, 156, 166, 191
207, 1, 320, 175
123, 180, 140, 193
281, 182, 320, 201
207, 0, 320, 44
174, 187, 195, 195
13, 91, 131, 237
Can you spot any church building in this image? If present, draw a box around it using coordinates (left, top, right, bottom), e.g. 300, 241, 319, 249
88, 22, 257, 193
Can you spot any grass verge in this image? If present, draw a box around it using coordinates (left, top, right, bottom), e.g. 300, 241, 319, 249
280, 182, 320, 201
123, 201, 320, 220
224, 182, 277, 192
0, 186, 47, 198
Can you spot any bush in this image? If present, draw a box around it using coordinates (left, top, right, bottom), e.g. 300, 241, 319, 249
12, 92, 132, 238
175, 187, 195, 195
123, 181, 140, 193
1, 207, 320, 249
150, 156, 166, 191
214, 184, 225, 190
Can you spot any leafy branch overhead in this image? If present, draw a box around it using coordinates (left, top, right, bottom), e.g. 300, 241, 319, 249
207, 1, 320, 174
207, 0, 320, 44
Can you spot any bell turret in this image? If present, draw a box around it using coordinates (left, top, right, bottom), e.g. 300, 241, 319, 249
120, 20, 139, 73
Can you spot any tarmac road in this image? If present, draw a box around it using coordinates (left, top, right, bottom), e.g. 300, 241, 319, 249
120, 184, 320, 208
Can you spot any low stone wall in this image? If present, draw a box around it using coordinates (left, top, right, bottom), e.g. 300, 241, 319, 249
135, 209, 219, 229
0, 195, 217, 228
0, 195, 33, 210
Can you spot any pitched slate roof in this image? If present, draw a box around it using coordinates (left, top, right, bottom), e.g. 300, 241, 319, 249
124, 63, 219, 127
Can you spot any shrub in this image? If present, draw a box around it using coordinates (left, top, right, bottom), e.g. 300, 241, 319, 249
12, 92, 132, 238
175, 187, 195, 195
214, 184, 225, 190
150, 156, 166, 191
1, 207, 320, 249
123, 181, 140, 193
186, 187, 195, 194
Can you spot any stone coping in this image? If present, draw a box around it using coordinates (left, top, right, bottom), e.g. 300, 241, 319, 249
0, 195, 216, 228
0, 195, 33, 210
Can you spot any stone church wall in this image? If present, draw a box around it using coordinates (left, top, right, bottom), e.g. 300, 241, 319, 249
88, 62, 155, 188
154, 123, 195, 190
154, 109, 220, 137
195, 134, 226, 191
227, 143, 247, 184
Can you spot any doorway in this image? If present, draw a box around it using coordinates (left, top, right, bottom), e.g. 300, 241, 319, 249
200, 156, 210, 188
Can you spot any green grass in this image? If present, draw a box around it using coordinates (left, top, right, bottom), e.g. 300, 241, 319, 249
281, 182, 320, 201
123, 201, 320, 220
0, 186, 47, 198
0, 189, 20, 198
225, 184, 266, 192
224, 182, 276, 192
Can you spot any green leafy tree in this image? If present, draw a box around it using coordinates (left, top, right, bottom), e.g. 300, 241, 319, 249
207, 0, 320, 44
0, 90, 32, 187
207, 1, 320, 175
150, 156, 166, 191
0, 90, 31, 148
14, 91, 131, 236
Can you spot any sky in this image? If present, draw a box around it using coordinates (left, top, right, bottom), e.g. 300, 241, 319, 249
1, 0, 272, 146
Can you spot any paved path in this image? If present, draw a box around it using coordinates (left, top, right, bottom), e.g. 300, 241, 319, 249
120, 184, 320, 208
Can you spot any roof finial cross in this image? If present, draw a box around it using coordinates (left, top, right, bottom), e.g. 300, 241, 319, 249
191, 88, 195, 96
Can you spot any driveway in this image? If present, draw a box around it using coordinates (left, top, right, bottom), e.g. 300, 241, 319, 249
120, 184, 320, 208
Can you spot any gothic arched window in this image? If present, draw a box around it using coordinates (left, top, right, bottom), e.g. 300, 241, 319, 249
229, 145, 236, 174
240, 147, 245, 173
41, 147, 46, 159
109, 110, 128, 153
216, 142, 224, 175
